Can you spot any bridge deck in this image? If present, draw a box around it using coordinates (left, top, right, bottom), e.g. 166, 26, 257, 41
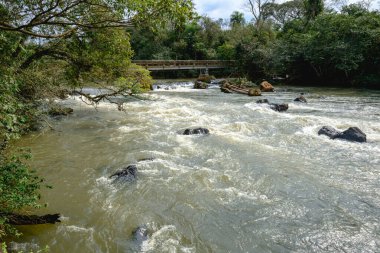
132, 60, 234, 71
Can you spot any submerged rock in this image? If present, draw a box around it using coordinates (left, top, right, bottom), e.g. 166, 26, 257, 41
270, 103, 289, 112
110, 165, 137, 181
294, 95, 307, 103
183, 128, 210, 135
256, 99, 288, 112
256, 99, 269, 104
133, 225, 149, 242
318, 126, 366, 142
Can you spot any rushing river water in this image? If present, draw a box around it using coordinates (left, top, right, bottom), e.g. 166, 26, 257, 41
9, 82, 380, 253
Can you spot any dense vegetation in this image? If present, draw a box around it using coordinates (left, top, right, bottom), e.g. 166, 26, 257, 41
131, 0, 380, 88
0, 0, 379, 239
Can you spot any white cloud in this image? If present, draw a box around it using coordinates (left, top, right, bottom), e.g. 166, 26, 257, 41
193, 0, 253, 21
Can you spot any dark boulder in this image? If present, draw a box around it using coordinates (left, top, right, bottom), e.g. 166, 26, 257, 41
318, 126, 342, 139
337, 127, 366, 143
294, 95, 307, 103
110, 165, 137, 181
318, 126, 366, 142
183, 128, 210, 135
270, 103, 289, 112
256, 99, 269, 104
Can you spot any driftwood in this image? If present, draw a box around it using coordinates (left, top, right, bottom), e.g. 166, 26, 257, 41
221, 83, 250, 95
1, 213, 61, 225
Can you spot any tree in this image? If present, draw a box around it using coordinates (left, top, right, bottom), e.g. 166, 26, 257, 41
230, 11, 246, 27
262, 0, 305, 27
247, 0, 274, 27
304, 0, 324, 21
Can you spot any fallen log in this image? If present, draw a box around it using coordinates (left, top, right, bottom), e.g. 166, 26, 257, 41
222, 84, 249, 95
1, 213, 61, 225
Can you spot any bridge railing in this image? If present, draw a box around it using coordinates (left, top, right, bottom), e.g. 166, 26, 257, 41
132, 60, 235, 70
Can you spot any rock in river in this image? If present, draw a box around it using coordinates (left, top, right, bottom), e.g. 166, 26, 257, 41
338, 127, 367, 142
183, 128, 210, 135
318, 126, 366, 142
318, 126, 341, 139
110, 165, 137, 181
270, 103, 289, 112
133, 225, 149, 242
294, 95, 307, 103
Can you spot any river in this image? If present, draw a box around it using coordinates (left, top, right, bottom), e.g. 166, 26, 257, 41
10, 82, 380, 252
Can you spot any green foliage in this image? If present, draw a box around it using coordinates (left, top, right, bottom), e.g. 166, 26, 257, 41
0, 151, 48, 238
273, 8, 380, 87
230, 11, 246, 27
304, 0, 324, 21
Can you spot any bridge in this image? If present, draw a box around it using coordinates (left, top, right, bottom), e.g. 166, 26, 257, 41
132, 60, 234, 71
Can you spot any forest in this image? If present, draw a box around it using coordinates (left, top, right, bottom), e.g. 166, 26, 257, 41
0, 0, 379, 239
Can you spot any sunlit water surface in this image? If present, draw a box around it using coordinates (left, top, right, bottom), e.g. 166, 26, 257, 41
10, 82, 380, 253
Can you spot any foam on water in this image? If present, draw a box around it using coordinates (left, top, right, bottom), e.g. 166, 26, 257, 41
11, 84, 380, 253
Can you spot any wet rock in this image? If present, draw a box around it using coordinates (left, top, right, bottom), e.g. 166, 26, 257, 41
318, 126, 341, 139
337, 127, 367, 143
194, 81, 208, 89
259, 81, 274, 92
133, 225, 149, 242
294, 95, 307, 103
248, 88, 261, 96
183, 128, 210, 135
318, 126, 367, 142
110, 165, 137, 181
270, 103, 289, 112
256, 99, 269, 104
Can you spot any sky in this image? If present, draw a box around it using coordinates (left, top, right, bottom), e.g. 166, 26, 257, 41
193, 0, 253, 21
193, 0, 379, 21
